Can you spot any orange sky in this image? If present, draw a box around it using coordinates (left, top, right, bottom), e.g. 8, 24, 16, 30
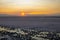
0, 0, 60, 16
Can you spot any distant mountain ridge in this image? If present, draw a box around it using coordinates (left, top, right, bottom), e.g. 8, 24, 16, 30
0, 13, 60, 16
0, 14, 10, 16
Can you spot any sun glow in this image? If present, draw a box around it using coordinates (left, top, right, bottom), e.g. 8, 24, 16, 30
0, 0, 60, 16
21, 12, 25, 16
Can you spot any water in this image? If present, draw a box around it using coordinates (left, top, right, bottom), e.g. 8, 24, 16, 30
0, 16, 60, 32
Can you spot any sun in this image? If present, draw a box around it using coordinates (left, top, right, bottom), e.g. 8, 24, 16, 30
21, 12, 25, 16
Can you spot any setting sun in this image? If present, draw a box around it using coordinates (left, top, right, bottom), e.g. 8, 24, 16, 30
0, 0, 60, 16
21, 12, 25, 16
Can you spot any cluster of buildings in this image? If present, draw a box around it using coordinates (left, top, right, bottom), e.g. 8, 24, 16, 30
0, 26, 60, 40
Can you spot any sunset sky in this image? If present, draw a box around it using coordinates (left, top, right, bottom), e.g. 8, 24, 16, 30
0, 0, 60, 16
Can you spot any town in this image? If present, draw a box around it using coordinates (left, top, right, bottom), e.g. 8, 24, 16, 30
0, 25, 60, 40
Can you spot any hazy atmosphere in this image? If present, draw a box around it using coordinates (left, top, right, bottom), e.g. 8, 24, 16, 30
0, 0, 60, 16
0, 0, 60, 40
